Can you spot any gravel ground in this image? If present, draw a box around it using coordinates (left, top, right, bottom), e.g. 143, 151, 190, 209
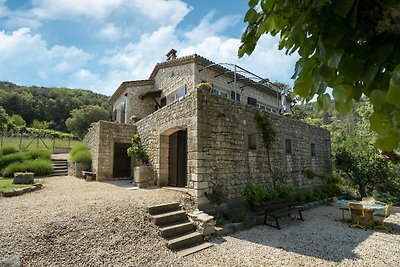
1, 176, 399, 267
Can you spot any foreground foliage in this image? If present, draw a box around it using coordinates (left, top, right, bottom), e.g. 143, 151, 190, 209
240, 0, 400, 151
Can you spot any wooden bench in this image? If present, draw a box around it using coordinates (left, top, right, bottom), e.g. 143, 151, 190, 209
82, 171, 96, 181
263, 198, 305, 229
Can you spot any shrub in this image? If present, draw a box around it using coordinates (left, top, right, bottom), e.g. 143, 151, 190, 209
242, 184, 268, 208
0, 153, 26, 169
228, 208, 256, 223
3, 159, 53, 177
70, 143, 87, 158
294, 190, 307, 204
72, 150, 92, 164
25, 149, 51, 160
0, 145, 18, 156
275, 182, 295, 199
264, 188, 279, 200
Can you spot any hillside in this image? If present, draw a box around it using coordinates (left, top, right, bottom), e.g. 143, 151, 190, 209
0, 81, 111, 132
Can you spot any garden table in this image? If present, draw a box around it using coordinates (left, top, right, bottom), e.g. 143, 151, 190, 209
337, 199, 387, 227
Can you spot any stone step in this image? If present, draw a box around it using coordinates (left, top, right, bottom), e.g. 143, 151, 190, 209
148, 202, 181, 215
53, 165, 68, 170
176, 242, 213, 257
167, 231, 203, 251
159, 221, 195, 238
152, 210, 187, 226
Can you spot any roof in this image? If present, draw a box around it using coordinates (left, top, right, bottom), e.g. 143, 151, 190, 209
111, 53, 287, 103
110, 80, 154, 103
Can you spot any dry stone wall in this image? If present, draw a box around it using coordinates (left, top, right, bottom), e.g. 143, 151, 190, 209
85, 121, 136, 181
195, 89, 332, 203
154, 63, 195, 97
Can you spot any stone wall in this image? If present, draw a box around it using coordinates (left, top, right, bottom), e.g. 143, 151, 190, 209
154, 62, 195, 97
135, 91, 198, 187
85, 120, 137, 181
195, 89, 332, 203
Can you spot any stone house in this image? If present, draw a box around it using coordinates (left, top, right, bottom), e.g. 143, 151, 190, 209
85, 50, 332, 207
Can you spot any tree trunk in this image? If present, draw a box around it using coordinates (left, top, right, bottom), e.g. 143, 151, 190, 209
358, 182, 367, 197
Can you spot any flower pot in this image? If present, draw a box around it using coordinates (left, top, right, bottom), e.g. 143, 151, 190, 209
75, 163, 90, 178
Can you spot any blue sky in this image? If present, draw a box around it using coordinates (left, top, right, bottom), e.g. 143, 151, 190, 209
0, 0, 298, 95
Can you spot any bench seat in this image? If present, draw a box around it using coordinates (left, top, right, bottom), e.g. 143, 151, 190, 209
263, 199, 304, 229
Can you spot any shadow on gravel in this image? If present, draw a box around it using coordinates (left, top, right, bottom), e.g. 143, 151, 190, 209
233, 206, 400, 263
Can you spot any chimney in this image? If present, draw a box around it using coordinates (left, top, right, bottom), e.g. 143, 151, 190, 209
166, 49, 177, 61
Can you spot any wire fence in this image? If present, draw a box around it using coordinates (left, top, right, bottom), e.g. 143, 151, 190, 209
0, 132, 81, 152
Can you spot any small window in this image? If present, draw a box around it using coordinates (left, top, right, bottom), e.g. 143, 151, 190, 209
247, 97, 257, 106
177, 85, 186, 98
231, 91, 240, 101
120, 101, 126, 123
311, 143, 316, 156
285, 139, 292, 155
248, 133, 257, 150
160, 97, 167, 107
112, 109, 117, 121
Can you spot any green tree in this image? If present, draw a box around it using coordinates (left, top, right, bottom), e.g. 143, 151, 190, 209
239, 0, 400, 151
9, 114, 26, 127
31, 119, 53, 130
0, 106, 8, 130
66, 105, 109, 138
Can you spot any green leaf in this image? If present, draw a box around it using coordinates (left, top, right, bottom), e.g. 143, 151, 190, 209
317, 93, 332, 112
386, 64, 400, 108
249, 0, 259, 8
375, 129, 400, 151
333, 0, 355, 17
369, 90, 387, 109
293, 78, 312, 98
327, 49, 344, 68
261, 0, 274, 11
392, 109, 400, 126
335, 101, 352, 115
369, 112, 392, 134
244, 8, 259, 23
332, 84, 353, 103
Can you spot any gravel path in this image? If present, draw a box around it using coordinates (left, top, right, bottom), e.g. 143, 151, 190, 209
1, 176, 399, 266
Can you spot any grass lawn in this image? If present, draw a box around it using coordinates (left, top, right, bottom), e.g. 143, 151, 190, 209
0, 178, 33, 192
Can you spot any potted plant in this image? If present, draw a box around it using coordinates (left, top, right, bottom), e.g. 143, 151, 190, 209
128, 134, 153, 188
70, 144, 92, 178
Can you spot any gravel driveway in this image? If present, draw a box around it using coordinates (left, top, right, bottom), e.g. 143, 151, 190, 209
1, 176, 399, 266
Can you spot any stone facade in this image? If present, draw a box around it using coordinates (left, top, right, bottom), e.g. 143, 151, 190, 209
85, 121, 136, 181
86, 53, 332, 207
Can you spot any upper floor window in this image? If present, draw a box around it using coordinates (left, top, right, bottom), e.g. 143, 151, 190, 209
248, 133, 257, 150
211, 89, 228, 98
285, 139, 292, 155
120, 101, 126, 123
112, 109, 117, 121
311, 143, 316, 157
231, 91, 241, 101
247, 97, 257, 106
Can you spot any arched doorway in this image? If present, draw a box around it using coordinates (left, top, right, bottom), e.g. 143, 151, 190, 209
168, 130, 187, 187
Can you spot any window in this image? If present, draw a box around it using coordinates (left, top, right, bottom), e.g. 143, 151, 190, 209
120, 101, 126, 123
248, 133, 257, 150
231, 91, 241, 101
247, 97, 257, 106
311, 143, 316, 156
177, 85, 186, 98
285, 139, 292, 155
112, 109, 117, 121
160, 97, 167, 107
212, 89, 228, 98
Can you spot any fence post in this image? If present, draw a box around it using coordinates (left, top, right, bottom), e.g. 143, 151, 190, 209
19, 135, 22, 150
37, 136, 39, 149
68, 137, 71, 148
53, 138, 55, 152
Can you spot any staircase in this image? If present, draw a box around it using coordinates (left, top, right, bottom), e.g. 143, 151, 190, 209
148, 202, 213, 257
51, 159, 68, 176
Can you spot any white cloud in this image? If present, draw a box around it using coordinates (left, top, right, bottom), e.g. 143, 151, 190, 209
0, 28, 92, 84
98, 23, 124, 41
31, 0, 125, 19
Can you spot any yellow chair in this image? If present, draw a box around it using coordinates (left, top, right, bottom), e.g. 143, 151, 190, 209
374, 203, 393, 231
349, 202, 366, 230
362, 196, 375, 202
333, 197, 348, 221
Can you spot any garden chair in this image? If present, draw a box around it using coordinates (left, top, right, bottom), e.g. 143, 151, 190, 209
348, 202, 366, 230
374, 203, 393, 231
362, 196, 375, 202
333, 197, 348, 221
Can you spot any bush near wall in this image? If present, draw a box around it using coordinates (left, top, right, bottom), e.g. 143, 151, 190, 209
70, 143, 92, 164
0, 145, 18, 156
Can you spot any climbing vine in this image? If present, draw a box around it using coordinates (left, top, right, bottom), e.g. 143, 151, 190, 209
255, 111, 276, 152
